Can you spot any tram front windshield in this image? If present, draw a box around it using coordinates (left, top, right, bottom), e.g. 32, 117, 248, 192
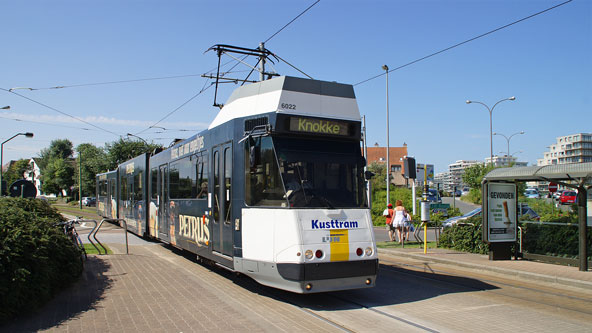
245, 136, 366, 208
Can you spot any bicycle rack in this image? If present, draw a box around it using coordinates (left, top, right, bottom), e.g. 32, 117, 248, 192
94, 218, 129, 255
80, 219, 102, 254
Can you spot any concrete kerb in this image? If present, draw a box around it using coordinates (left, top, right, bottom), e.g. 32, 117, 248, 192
378, 248, 592, 291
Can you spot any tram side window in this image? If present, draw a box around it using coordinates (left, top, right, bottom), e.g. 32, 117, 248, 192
134, 171, 143, 201
170, 155, 197, 199
224, 147, 232, 221
110, 181, 116, 201
99, 180, 108, 196
120, 175, 128, 203
197, 154, 208, 199
150, 167, 158, 199
245, 137, 285, 207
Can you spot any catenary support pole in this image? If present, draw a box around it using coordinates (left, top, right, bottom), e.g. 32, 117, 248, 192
577, 185, 588, 271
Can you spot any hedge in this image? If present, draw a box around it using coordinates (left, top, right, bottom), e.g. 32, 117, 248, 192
0, 198, 83, 323
439, 215, 489, 255
522, 223, 592, 259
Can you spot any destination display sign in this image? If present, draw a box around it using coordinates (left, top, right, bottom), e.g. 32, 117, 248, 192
288, 117, 350, 136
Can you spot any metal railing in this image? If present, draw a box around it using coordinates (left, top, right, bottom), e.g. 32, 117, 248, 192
88, 218, 129, 255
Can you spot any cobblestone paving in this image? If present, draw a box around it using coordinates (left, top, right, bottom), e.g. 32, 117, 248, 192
2, 244, 339, 333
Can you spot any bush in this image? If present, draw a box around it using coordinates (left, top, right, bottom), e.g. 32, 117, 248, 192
0, 198, 83, 323
439, 215, 489, 254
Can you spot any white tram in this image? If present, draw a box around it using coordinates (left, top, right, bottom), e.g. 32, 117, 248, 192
98, 75, 378, 293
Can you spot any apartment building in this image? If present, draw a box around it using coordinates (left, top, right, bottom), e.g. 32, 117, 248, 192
434, 171, 450, 192
448, 160, 482, 192
484, 155, 528, 167
537, 133, 592, 166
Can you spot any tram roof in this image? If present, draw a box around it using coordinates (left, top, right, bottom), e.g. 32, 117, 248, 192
208, 76, 360, 130
483, 162, 592, 182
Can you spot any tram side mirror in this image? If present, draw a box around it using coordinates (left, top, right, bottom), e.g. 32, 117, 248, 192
365, 171, 375, 180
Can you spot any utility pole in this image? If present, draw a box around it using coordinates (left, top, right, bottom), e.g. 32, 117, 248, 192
79, 150, 82, 210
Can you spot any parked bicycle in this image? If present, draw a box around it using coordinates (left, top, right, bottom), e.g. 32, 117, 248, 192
56, 218, 87, 261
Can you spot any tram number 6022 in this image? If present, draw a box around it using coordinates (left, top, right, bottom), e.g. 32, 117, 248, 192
281, 103, 296, 110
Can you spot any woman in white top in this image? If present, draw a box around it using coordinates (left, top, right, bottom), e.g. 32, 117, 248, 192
392, 200, 410, 246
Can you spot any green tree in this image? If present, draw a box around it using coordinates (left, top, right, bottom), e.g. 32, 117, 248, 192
462, 163, 495, 189
461, 163, 495, 204
105, 138, 163, 170
37, 139, 74, 170
41, 157, 74, 196
2, 159, 32, 192
74, 143, 108, 197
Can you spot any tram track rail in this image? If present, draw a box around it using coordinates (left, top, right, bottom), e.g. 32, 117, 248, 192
233, 268, 441, 332
378, 256, 592, 317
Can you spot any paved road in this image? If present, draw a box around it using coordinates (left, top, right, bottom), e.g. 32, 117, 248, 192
442, 196, 479, 214
5, 241, 591, 332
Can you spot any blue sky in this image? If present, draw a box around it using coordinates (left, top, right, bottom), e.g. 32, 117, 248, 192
1, 0, 590, 173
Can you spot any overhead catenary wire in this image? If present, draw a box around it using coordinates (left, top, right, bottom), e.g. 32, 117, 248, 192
9, 74, 205, 91
354, 0, 573, 86
1, 87, 122, 137
135, 81, 214, 135
264, 0, 321, 43
0, 115, 95, 131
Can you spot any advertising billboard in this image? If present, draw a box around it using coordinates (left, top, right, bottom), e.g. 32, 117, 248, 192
484, 182, 517, 243
415, 163, 434, 183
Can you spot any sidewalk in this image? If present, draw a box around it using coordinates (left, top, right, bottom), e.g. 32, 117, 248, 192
1, 243, 339, 333
378, 246, 592, 291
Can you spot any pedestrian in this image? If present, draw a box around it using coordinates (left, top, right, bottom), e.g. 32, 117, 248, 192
404, 211, 412, 242
383, 203, 396, 241
392, 200, 409, 246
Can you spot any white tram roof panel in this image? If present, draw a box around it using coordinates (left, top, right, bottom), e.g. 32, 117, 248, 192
208, 76, 361, 130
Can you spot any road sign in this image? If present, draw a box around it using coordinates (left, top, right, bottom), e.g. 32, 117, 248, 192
430, 203, 450, 216
548, 182, 558, 193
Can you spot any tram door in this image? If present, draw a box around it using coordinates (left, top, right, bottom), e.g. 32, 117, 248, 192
158, 164, 170, 241
212, 144, 233, 256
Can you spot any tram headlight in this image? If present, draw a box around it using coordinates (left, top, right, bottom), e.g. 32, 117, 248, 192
365, 247, 373, 257
305, 250, 313, 260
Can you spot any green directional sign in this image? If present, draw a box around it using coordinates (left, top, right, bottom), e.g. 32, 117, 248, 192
430, 203, 450, 216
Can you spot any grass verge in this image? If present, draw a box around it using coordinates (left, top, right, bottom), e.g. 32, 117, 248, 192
51, 203, 101, 220
84, 243, 112, 255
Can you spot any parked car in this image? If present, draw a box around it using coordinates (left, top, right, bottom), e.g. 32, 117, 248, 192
82, 196, 96, 207
442, 204, 540, 228
461, 188, 470, 196
560, 191, 577, 204
442, 207, 482, 228
553, 190, 564, 200
427, 189, 441, 203
518, 203, 540, 221
523, 188, 540, 199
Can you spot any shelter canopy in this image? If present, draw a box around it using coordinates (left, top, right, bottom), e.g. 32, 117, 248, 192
483, 162, 592, 182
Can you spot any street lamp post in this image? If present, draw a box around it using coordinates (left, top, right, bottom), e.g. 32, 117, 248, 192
1, 132, 34, 196
466, 97, 516, 164
493, 131, 525, 165
382, 65, 390, 206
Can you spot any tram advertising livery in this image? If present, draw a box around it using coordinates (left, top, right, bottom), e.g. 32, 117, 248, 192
97, 75, 378, 293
